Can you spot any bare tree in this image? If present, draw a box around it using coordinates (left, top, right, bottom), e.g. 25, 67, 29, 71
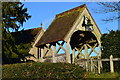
95, 2, 120, 22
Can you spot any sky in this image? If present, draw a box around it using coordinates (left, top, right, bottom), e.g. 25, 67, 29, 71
22, 2, 118, 34
21, 0, 120, 2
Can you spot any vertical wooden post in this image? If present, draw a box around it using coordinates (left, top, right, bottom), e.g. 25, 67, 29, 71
98, 56, 101, 74
66, 42, 71, 63
84, 44, 88, 71
90, 57, 93, 72
98, 42, 102, 68
110, 55, 114, 73
40, 48, 44, 62
52, 44, 56, 63
72, 49, 75, 64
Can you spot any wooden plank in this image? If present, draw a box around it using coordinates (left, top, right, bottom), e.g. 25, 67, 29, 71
98, 43, 102, 68
75, 58, 120, 62
72, 49, 75, 64
90, 58, 93, 72
56, 41, 65, 54
110, 55, 114, 73
98, 56, 101, 74
84, 44, 89, 58
102, 58, 120, 61
66, 42, 71, 63
52, 45, 56, 63
75, 47, 85, 58
58, 44, 66, 52
44, 49, 49, 57
88, 43, 98, 57
87, 44, 99, 55
43, 56, 52, 59
112, 58, 120, 61
84, 44, 89, 71
43, 45, 52, 57
40, 48, 44, 62
101, 59, 110, 61
56, 47, 61, 54
57, 42, 66, 52
79, 46, 84, 52
55, 53, 66, 57
88, 40, 97, 44
98, 42, 102, 56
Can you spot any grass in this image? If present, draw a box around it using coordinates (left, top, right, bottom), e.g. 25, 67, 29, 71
85, 72, 120, 80
2, 62, 85, 79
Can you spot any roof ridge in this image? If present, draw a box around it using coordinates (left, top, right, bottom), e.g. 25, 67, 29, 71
36, 4, 87, 46
22, 27, 42, 32
56, 4, 86, 18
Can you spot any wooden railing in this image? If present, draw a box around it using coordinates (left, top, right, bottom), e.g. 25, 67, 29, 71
75, 55, 120, 73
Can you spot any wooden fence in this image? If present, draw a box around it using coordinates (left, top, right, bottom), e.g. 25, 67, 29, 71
75, 55, 120, 73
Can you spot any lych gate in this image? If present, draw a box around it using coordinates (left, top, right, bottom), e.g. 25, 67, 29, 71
36, 4, 102, 73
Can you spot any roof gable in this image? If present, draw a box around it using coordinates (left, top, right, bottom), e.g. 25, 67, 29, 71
64, 6, 102, 42
36, 4, 86, 47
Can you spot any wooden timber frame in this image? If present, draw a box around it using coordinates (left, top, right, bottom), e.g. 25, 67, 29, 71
69, 27, 102, 74
37, 40, 71, 63
36, 4, 102, 73
73, 41, 102, 74
37, 29, 102, 73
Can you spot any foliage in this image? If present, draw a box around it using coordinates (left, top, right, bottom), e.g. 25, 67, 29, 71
2, 31, 18, 64
2, 2, 31, 32
2, 2, 31, 64
101, 30, 120, 72
2, 30, 32, 64
2, 62, 85, 79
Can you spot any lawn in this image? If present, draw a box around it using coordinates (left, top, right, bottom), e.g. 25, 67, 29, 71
85, 72, 120, 80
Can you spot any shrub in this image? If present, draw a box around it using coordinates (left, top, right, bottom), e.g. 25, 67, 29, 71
2, 62, 85, 79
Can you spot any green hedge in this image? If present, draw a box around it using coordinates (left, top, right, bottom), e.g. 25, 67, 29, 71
2, 62, 85, 79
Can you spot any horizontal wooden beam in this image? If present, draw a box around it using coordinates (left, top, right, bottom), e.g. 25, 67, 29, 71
87, 40, 97, 44
43, 56, 52, 59
75, 58, 120, 62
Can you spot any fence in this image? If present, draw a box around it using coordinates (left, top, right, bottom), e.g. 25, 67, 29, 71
75, 55, 120, 73
43, 53, 66, 63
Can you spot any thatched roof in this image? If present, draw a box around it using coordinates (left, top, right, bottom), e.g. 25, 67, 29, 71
12, 27, 43, 45
36, 4, 86, 47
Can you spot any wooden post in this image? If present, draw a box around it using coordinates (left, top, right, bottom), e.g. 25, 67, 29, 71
52, 44, 56, 63
98, 56, 101, 74
66, 42, 71, 63
72, 49, 75, 64
110, 55, 114, 73
90, 58, 93, 72
40, 48, 44, 62
98, 42, 102, 68
84, 44, 88, 71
